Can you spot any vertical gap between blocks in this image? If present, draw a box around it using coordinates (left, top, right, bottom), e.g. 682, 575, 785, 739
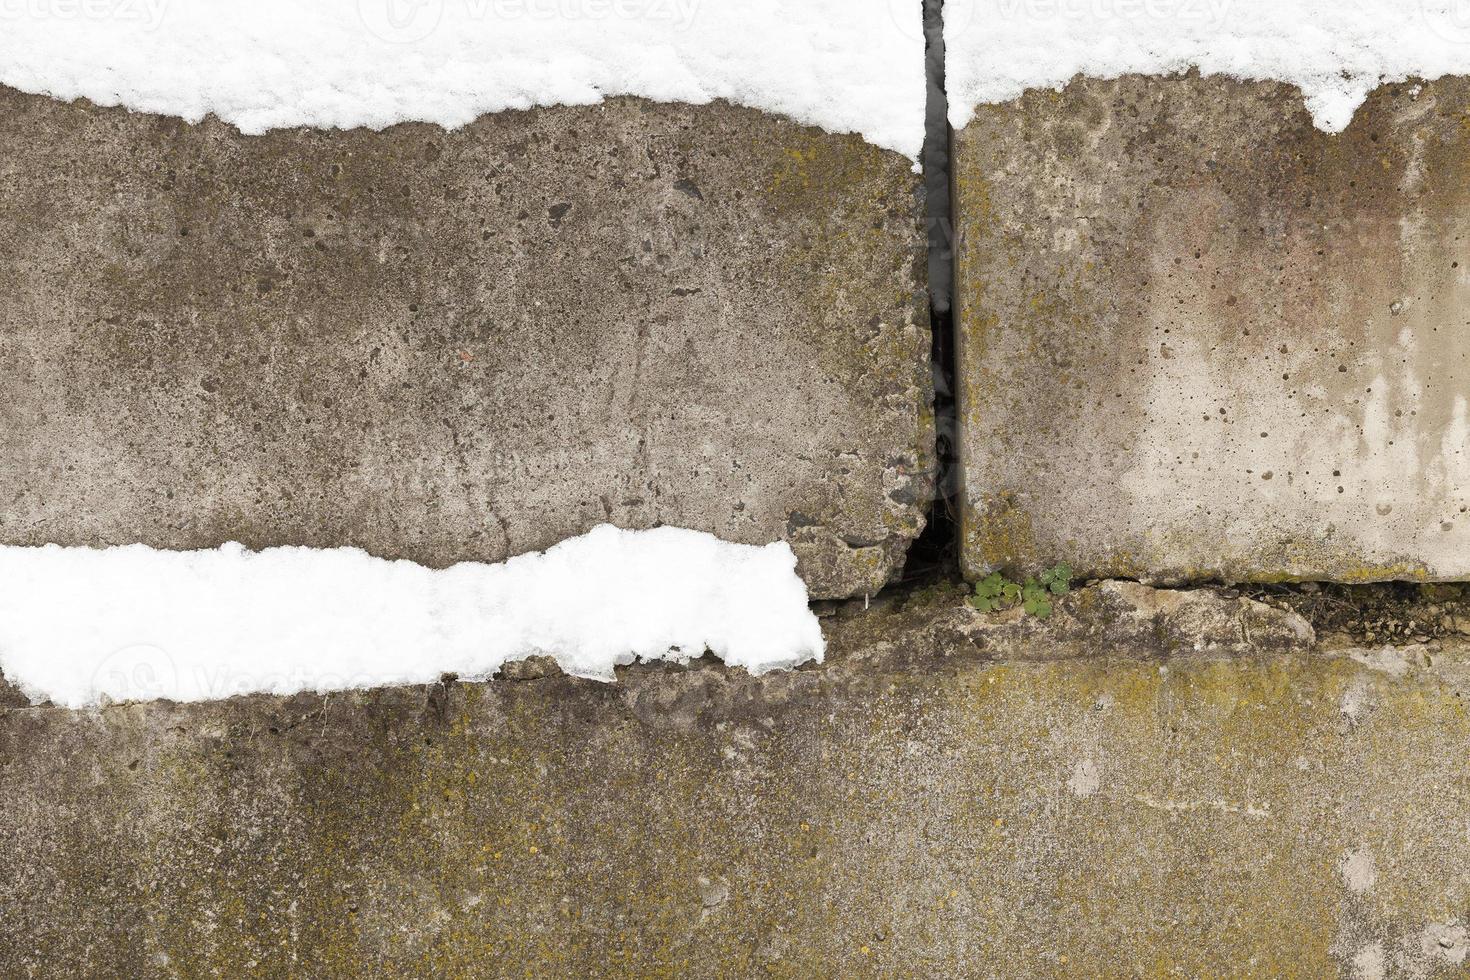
900, 0, 959, 586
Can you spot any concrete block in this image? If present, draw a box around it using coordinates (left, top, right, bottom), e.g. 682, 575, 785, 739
2, 588, 1468, 975
0, 88, 932, 599
955, 74, 1470, 582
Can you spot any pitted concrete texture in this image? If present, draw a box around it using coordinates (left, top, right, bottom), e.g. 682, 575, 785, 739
0, 88, 932, 599
3, 584, 1470, 977
955, 73, 1470, 584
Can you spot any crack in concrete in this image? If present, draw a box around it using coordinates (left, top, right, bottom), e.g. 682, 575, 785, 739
900, 0, 959, 585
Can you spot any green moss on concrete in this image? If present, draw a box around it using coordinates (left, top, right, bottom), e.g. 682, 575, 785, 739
2, 590, 1468, 976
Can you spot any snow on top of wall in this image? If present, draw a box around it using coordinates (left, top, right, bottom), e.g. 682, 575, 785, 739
947, 0, 1470, 132
0, 0, 925, 158
0, 525, 825, 709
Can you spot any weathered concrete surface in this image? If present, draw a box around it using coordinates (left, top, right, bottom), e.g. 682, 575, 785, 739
4, 585, 1470, 977
955, 73, 1470, 583
0, 88, 932, 599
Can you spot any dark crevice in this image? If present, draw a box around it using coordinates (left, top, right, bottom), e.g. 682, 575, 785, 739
900, 0, 959, 588
1240, 581, 1470, 645
882, 2, 1451, 616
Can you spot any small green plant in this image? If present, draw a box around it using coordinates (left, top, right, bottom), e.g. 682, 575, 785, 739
970, 564, 1072, 619
970, 572, 1021, 613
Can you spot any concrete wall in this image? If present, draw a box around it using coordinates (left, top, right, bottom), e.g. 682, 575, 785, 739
9, 62, 1470, 978
0, 87, 932, 599
2, 587, 1468, 977
956, 74, 1470, 583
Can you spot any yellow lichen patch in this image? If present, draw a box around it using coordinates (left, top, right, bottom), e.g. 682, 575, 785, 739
12, 600, 1470, 976
934, 652, 1470, 976
963, 490, 1040, 578
762, 134, 892, 217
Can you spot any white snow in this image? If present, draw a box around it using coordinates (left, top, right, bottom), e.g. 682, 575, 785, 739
0, 0, 925, 158
948, 0, 1470, 133
0, 525, 825, 709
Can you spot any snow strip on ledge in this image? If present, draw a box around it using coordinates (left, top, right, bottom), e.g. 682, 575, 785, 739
947, 0, 1470, 133
0, 525, 825, 709
0, 0, 924, 159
